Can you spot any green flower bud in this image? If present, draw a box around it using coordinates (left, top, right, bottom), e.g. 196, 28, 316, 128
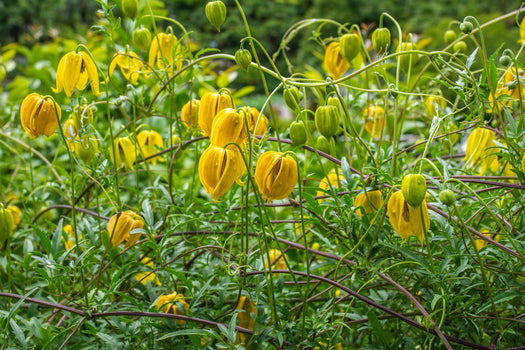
399, 42, 419, 73
453, 41, 467, 53
460, 21, 473, 34
339, 33, 361, 63
133, 27, 152, 50
316, 135, 331, 154
283, 86, 302, 111
439, 189, 456, 206
0, 206, 14, 248
401, 174, 427, 209
315, 105, 339, 139
372, 28, 391, 53
444, 30, 456, 45
289, 120, 307, 146
234, 49, 252, 70
499, 55, 511, 66
121, 0, 139, 19
205, 0, 227, 32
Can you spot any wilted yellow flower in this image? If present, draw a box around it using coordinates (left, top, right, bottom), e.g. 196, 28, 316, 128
363, 105, 384, 137
463, 128, 498, 175
254, 151, 298, 203
20, 93, 61, 138
148, 33, 183, 72
198, 91, 234, 136
354, 190, 383, 218
107, 210, 144, 248
209, 108, 248, 148
387, 191, 430, 244
235, 296, 256, 344
316, 171, 345, 203
137, 130, 164, 165
198, 145, 246, 201
488, 67, 525, 113
324, 41, 349, 79
181, 99, 200, 127
154, 292, 190, 324
134, 258, 162, 286
109, 51, 144, 84
265, 249, 288, 271
424, 95, 447, 117
109, 136, 136, 171
239, 106, 269, 139
53, 51, 100, 96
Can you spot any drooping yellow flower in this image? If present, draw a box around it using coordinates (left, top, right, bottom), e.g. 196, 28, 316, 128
53, 51, 100, 96
254, 151, 298, 203
154, 292, 190, 324
109, 51, 144, 84
107, 210, 144, 248
324, 41, 349, 79
463, 128, 498, 175
148, 33, 183, 73
235, 296, 256, 344
209, 108, 248, 148
20, 93, 61, 138
181, 99, 200, 127
198, 91, 234, 136
487, 67, 525, 113
354, 190, 383, 218
265, 249, 288, 271
109, 136, 136, 171
363, 105, 384, 138
387, 191, 430, 244
198, 145, 246, 201
475, 230, 501, 251
137, 130, 164, 165
316, 171, 345, 203
134, 258, 162, 286
424, 95, 447, 117
239, 106, 269, 140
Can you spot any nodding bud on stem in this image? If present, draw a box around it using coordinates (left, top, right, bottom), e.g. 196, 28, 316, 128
205, 1, 227, 32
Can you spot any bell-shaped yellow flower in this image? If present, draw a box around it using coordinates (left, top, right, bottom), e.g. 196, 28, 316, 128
198, 145, 246, 201
387, 191, 430, 244
424, 95, 447, 117
324, 41, 349, 79
154, 292, 190, 325
20, 93, 61, 139
109, 136, 136, 171
463, 127, 498, 175
134, 258, 162, 286
363, 105, 384, 138
53, 51, 100, 97
239, 106, 269, 140
265, 249, 288, 271
316, 171, 345, 203
198, 91, 234, 136
235, 296, 256, 344
209, 108, 248, 148
254, 151, 298, 202
354, 190, 383, 218
148, 33, 183, 73
109, 51, 144, 85
181, 99, 200, 127
137, 130, 164, 165
107, 210, 144, 248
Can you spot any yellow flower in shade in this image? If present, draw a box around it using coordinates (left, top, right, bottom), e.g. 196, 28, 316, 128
181, 99, 200, 127
235, 296, 256, 344
198, 145, 246, 201
239, 106, 269, 140
209, 108, 248, 148
198, 91, 234, 136
265, 249, 288, 271
488, 67, 525, 113
463, 128, 498, 175
148, 33, 183, 72
424, 95, 447, 117
137, 130, 164, 165
53, 51, 100, 96
387, 191, 430, 244
354, 190, 383, 218
20, 93, 61, 138
316, 171, 345, 203
107, 210, 144, 248
134, 258, 162, 286
62, 224, 84, 251
324, 41, 349, 79
363, 105, 384, 138
8, 205, 21, 229
519, 17, 525, 44
108, 51, 144, 85
475, 230, 501, 251
63, 118, 78, 151
154, 292, 190, 325
109, 136, 136, 171
254, 151, 298, 203
315, 342, 343, 350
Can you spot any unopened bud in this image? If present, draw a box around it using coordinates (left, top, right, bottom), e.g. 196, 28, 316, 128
133, 27, 152, 50
444, 30, 456, 45
439, 189, 456, 206
121, 0, 139, 19
289, 120, 308, 146
401, 174, 427, 208
460, 21, 473, 34
205, 1, 227, 32
234, 49, 252, 70
372, 28, 391, 53
339, 33, 361, 63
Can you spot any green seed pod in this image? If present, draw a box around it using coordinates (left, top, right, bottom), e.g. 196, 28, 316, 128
283, 86, 302, 111
205, 1, 227, 32
439, 189, 456, 206
444, 30, 456, 45
372, 28, 391, 53
0, 206, 14, 248
289, 120, 308, 146
315, 105, 339, 139
121, 0, 139, 19
399, 42, 419, 73
339, 33, 361, 63
401, 174, 427, 209
316, 135, 331, 154
133, 27, 152, 50
460, 21, 473, 34
234, 49, 252, 70
453, 41, 467, 53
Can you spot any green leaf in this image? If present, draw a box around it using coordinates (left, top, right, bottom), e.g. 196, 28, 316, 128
367, 309, 388, 348
141, 199, 154, 227
158, 329, 223, 343
477, 289, 522, 313
9, 319, 28, 350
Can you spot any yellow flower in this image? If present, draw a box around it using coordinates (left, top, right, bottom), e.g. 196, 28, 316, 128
8, 205, 21, 229
363, 105, 384, 138
387, 191, 430, 244
53, 51, 100, 96
108, 51, 144, 84
20, 93, 61, 139
198, 91, 234, 136
316, 171, 345, 203
463, 128, 498, 175
519, 17, 525, 44
239, 106, 269, 140
235, 296, 256, 344
137, 130, 164, 165
209, 108, 248, 148
265, 249, 288, 271
354, 190, 383, 218
109, 136, 136, 171
62, 224, 84, 251
148, 33, 183, 72
475, 230, 501, 251
154, 292, 190, 324
324, 41, 349, 79
254, 151, 298, 203
424, 95, 447, 117
314, 341, 344, 350
487, 67, 525, 113
63, 118, 78, 151
134, 258, 162, 286
181, 99, 200, 127
107, 210, 144, 248
198, 145, 246, 201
